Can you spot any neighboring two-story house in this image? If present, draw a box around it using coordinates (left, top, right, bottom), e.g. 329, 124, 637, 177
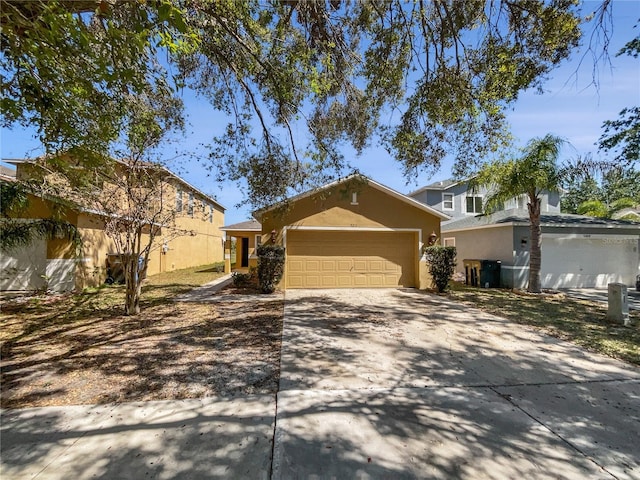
408, 178, 639, 289
408, 178, 561, 220
0, 158, 225, 292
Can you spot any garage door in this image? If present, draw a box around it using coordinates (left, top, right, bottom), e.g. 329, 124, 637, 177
541, 234, 639, 288
286, 230, 416, 288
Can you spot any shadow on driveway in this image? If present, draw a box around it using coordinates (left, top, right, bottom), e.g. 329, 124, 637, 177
274, 288, 640, 479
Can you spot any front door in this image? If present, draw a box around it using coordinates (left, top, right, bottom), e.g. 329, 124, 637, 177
241, 237, 249, 268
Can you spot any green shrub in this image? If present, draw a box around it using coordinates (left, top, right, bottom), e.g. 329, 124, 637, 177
423, 246, 457, 293
257, 244, 285, 293
232, 268, 257, 288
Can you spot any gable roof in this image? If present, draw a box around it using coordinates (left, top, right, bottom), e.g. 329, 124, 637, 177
408, 178, 472, 197
220, 219, 262, 232
4, 157, 225, 212
254, 174, 451, 221
442, 208, 640, 232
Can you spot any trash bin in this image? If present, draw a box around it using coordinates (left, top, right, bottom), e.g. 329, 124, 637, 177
105, 254, 147, 284
463, 259, 482, 287
480, 260, 501, 288
463, 259, 501, 288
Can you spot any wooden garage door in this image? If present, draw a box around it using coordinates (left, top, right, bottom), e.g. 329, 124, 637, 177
286, 230, 416, 288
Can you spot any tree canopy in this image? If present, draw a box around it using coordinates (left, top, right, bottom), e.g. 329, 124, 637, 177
183, 0, 585, 206
1, 0, 188, 162
2, 0, 608, 207
598, 29, 639, 166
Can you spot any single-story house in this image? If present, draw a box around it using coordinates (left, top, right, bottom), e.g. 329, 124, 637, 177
246, 174, 449, 290
442, 209, 640, 289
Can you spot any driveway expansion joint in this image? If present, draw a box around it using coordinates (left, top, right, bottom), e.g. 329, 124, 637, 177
488, 385, 621, 480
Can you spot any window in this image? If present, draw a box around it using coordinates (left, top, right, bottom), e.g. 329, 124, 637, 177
209, 204, 214, 223
442, 193, 454, 211
517, 196, 526, 209
466, 196, 482, 214
351, 192, 358, 205
175, 189, 183, 212
187, 192, 194, 217
255, 235, 262, 248
443, 237, 456, 247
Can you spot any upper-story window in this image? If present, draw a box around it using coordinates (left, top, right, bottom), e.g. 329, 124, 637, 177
209, 204, 214, 223
442, 193, 454, 211
176, 189, 183, 212
188, 192, 194, 217
517, 195, 527, 209
466, 195, 482, 214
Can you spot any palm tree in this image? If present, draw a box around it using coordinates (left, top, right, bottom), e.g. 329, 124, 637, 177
472, 134, 565, 293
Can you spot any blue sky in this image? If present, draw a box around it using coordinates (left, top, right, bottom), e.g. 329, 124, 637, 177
1, 1, 638, 226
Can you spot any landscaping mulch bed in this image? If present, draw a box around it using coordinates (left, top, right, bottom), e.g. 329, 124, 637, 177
0, 286, 283, 408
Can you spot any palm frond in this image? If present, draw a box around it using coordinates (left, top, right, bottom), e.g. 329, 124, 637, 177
0, 218, 81, 252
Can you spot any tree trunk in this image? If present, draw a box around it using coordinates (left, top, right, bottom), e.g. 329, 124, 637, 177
124, 255, 141, 315
528, 196, 542, 293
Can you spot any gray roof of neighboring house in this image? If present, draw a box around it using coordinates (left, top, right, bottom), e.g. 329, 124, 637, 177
442, 208, 640, 232
407, 178, 468, 196
220, 219, 262, 232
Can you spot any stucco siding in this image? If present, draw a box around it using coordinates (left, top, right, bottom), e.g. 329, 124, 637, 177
443, 226, 515, 287
2, 177, 225, 291
0, 237, 47, 291
260, 181, 441, 290
262, 184, 440, 242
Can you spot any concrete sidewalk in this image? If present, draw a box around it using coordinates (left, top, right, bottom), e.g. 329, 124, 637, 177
561, 287, 640, 310
272, 289, 640, 479
1, 396, 275, 480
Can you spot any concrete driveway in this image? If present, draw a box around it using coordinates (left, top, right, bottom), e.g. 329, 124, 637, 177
273, 289, 640, 479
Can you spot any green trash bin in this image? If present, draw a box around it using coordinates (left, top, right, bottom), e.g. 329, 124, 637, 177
479, 260, 501, 288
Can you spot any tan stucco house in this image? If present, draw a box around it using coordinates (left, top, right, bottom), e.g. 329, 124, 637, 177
241, 175, 448, 290
1, 159, 225, 292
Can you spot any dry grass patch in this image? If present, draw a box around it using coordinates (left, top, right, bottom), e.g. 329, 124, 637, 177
1, 264, 283, 408
448, 283, 640, 366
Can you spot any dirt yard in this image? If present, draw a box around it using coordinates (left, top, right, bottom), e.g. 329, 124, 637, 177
1, 284, 283, 408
